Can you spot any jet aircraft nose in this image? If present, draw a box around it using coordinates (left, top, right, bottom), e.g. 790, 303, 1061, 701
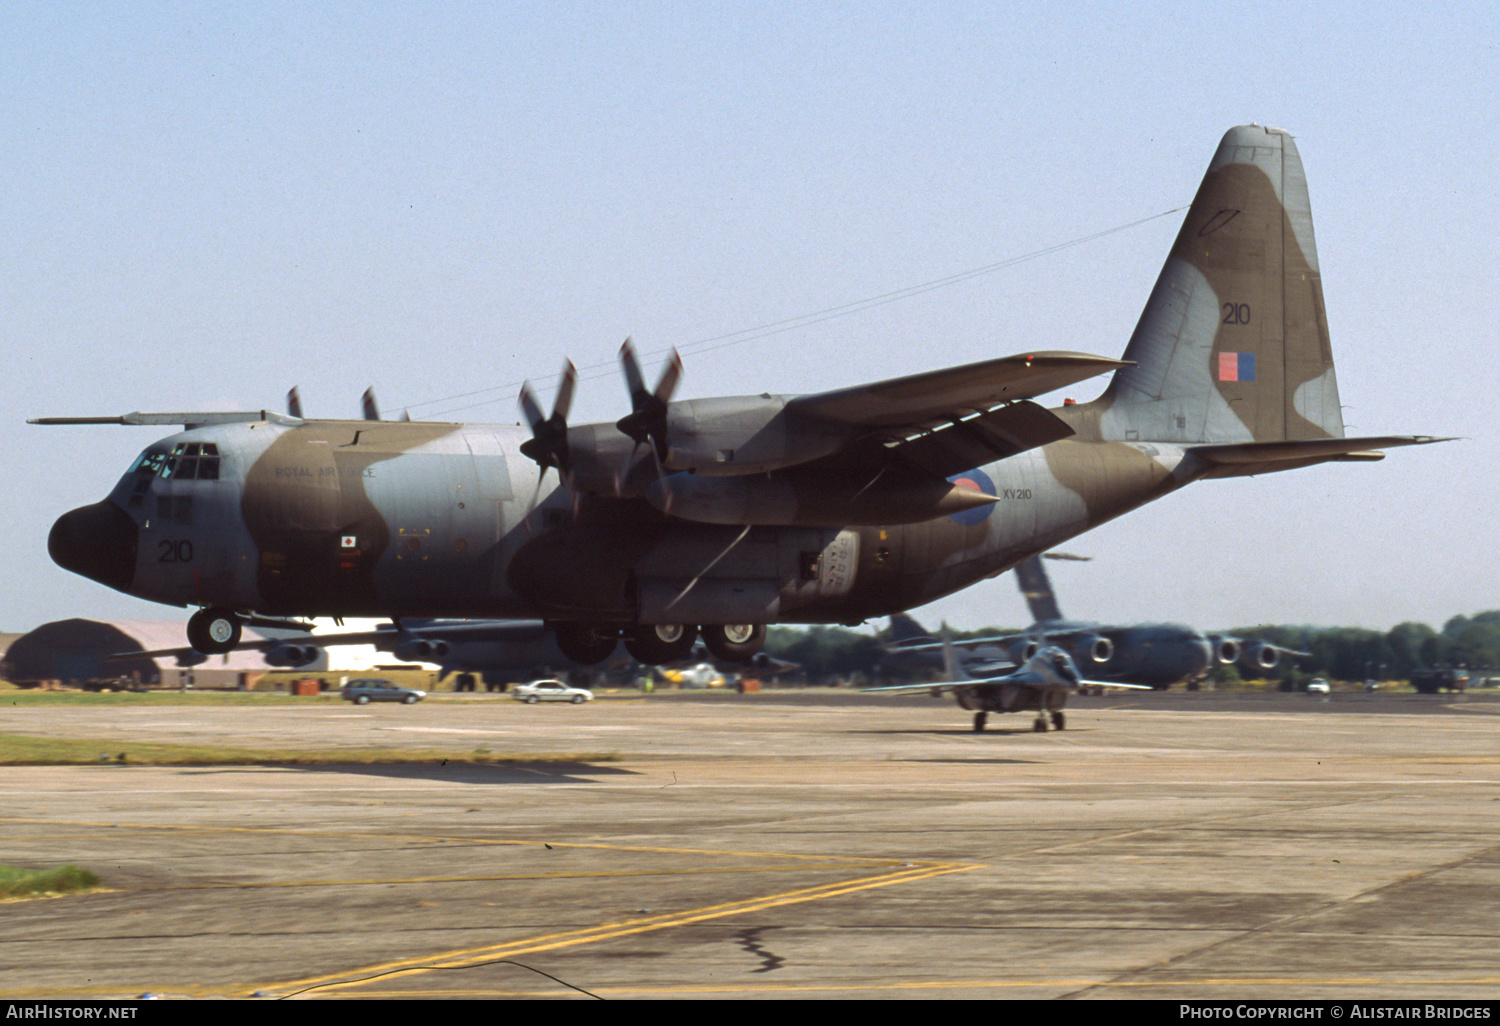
49, 501, 138, 592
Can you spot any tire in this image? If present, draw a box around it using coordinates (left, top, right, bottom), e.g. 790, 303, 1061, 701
187, 607, 241, 655
553, 622, 620, 665
571, 694, 585, 705
403, 695, 417, 705
624, 623, 698, 665
526, 695, 538, 704
702, 623, 767, 663
355, 695, 369, 705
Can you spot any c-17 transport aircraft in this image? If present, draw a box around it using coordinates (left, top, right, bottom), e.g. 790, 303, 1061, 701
885, 552, 1309, 688
40, 125, 1441, 665
867, 629, 1153, 733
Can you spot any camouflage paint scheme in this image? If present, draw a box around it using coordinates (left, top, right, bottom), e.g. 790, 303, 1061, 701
45, 126, 1439, 659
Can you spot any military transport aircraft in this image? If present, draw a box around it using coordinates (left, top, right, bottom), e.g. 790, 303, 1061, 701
39, 125, 1442, 665
867, 629, 1152, 732
884, 553, 1309, 688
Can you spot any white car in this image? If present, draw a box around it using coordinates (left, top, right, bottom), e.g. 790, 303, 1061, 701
511, 679, 593, 704
1307, 677, 1331, 694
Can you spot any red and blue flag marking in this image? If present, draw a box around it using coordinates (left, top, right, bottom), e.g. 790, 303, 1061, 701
1218, 351, 1256, 382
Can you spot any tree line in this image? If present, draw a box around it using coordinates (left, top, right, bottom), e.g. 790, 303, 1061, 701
763, 612, 1500, 684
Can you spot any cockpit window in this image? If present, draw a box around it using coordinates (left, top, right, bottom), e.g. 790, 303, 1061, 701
159, 443, 220, 481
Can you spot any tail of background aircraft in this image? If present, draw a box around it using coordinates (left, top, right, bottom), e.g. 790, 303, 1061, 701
886, 613, 938, 648
1073, 125, 1345, 446
1013, 556, 1063, 624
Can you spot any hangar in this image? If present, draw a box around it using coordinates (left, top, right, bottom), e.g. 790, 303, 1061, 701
1, 619, 322, 689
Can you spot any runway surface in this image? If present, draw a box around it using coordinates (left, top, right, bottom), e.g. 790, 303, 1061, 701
1, 690, 1498, 999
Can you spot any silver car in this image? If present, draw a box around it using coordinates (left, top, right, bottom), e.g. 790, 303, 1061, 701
511, 679, 593, 705
341, 678, 427, 705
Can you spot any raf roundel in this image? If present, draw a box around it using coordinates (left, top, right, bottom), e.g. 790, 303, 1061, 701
947, 468, 997, 526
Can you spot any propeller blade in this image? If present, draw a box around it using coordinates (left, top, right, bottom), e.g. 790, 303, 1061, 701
361, 388, 380, 422
554, 360, 577, 422
654, 349, 683, 405
519, 381, 546, 434
286, 387, 304, 420
619, 337, 647, 403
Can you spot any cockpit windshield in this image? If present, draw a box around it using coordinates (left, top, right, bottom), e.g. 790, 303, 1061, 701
124, 443, 221, 508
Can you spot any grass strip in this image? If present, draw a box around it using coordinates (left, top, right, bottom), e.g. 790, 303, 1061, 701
0, 733, 620, 767
0, 864, 101, 898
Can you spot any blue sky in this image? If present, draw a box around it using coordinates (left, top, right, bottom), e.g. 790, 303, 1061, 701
3, 3, 1497, 632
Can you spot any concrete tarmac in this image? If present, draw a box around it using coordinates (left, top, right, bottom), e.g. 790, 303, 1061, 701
1, 690, 1498, 1000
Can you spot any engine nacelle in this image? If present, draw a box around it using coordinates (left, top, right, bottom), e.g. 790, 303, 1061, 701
1241, 641, 1280, 671
264, 643, 320, 668
392, 638, 451, 662
1077, 634, 1114, 665
1210, 636, 1242, 665
1012, 639, 1040, 663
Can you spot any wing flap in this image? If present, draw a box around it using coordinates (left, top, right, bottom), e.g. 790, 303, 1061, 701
886, 401, 1076, 478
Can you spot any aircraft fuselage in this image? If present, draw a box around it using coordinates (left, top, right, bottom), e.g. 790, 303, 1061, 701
50, 415, 1200, 628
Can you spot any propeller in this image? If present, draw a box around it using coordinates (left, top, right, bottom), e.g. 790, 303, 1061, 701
287, 387, 304, 419
361, 388, 380, 422
615, 338, 682, 461
518, 361, 578, 530
615, 339, 683, 509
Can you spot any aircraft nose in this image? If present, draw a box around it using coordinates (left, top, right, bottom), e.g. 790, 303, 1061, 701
49, 501, 138, 592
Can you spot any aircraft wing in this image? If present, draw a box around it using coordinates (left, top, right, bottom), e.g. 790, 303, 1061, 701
862, 680, 975, 695
788, 351, 1129, 429
108, 619, 551, 663
1079, 679, 1155, 691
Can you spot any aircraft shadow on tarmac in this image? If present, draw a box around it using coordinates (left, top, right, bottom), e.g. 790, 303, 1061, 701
286, 760, 642, 785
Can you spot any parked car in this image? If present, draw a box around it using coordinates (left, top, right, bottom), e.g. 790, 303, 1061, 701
1306, 677, 1331, 694
341, 678, 426, 705
511, 679, 593, 704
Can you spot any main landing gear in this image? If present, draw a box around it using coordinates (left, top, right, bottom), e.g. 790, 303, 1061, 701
972, 712, 988, 733
701, 623, 766, 663
625, 624, 697, 664
187, 607, 241, 655
551, 622, 769, 666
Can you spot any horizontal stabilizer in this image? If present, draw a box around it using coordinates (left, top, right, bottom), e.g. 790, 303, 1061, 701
790, 351, 1130, 429
888, 401, 1076, 478
31, 411, 300, 428
1189, 435, 1452, 478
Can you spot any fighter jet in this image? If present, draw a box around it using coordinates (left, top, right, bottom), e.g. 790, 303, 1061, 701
40, 126, 1443, 667
866, 629, 1151, 732
885, 553, 1308, 688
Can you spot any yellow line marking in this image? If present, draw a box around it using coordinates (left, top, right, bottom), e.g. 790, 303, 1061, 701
247, 862, 979, 998
165, 863, 873, 890
331, 975, 1500, 997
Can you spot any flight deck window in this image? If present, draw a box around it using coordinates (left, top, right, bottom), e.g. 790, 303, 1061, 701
159, 442, 220, 481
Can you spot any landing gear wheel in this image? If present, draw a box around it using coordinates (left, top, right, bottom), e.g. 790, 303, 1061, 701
624, 623, 698, 665
1033, 716, 1048, 733
552, 622, 620, 665
702, 623, 766, 663
972, 712, 988, 733
1051, 710, 1066, 731
187, 607, 241, 655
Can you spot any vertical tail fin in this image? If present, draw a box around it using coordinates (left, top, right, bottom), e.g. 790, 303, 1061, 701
1013, 556, 1063, 623
939, 623, 971, 682
1078, 125, 1344, 444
